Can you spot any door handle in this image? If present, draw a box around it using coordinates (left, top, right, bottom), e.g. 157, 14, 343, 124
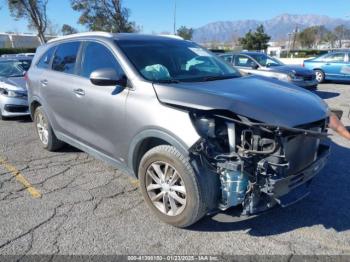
73, 88, 85, 96
40, 79, 48, 86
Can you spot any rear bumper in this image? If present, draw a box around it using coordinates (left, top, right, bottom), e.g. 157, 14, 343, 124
0, 96, 30, 117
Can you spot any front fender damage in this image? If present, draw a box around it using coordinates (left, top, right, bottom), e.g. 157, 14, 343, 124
188, 110, 330, 216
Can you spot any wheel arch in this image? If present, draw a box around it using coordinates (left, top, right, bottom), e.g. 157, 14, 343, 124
128, 129, 192, 177
29, 98, 42, 119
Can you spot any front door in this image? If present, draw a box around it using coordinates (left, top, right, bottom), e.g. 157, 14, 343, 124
71, 41, 129, 159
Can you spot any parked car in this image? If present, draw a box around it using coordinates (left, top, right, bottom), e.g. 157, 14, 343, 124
27, 33, 330, 227
220, 52, 318, 89
303, 51, 350, 83
0, 57, 32, 120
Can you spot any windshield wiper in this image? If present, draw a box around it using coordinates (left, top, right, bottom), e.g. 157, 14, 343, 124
202, 75, 239, 82
154, 79, 181, 84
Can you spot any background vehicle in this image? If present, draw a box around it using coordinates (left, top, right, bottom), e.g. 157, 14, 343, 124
303, 51, 350, 83
27, 33, 329, 227
220, 52, 318, 89
0, 57, 32, 120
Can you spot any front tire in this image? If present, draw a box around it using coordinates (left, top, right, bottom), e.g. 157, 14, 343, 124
34, 106, 64, 151
314, 69, 325, 83
138, 145, 207, 227
0, 110, 8, 121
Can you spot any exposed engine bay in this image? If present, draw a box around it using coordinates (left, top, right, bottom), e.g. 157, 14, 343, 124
190, 111, 330, 215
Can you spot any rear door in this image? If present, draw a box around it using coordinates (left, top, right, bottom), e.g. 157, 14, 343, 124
39, 41, 82, 139
71, 41, 129, 158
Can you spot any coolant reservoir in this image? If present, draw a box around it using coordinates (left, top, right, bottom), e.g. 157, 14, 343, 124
219, 170, 249, 210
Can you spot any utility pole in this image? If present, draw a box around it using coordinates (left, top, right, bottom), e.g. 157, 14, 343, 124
292, 25, 298, 50
287, 32, 292, 57
173, 0, 177, 35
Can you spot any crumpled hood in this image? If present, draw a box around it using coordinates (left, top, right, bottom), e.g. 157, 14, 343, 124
153, 75, 328, 127
268, 65, 314, 76
0, 76, 27, 92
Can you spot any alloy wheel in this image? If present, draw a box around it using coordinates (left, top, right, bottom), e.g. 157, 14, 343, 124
145, 161, 187, 216
315, 71, 324, 83
36, 112, 49, 145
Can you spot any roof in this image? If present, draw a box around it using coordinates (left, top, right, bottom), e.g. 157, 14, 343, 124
219, 51, 267, 57
48, 32, 184, 44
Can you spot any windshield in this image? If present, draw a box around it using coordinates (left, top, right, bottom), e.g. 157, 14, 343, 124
0, 60, 31, 77
249, 54, 284, 67
117, 39, 241, 82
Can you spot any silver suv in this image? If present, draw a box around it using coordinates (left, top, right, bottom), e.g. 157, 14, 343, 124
27, 32, 330, 227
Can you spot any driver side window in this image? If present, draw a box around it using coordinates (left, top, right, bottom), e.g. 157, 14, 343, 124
80, 42, 123, 79
235, 55, 254, 68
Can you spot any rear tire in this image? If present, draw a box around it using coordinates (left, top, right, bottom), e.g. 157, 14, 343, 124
314, 69, 325, 83
34, 106, 64, 151
138, 145, 207, 228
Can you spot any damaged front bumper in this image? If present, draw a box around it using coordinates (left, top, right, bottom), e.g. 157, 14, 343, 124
243, 144, 330, 215
190, 112, 330, 217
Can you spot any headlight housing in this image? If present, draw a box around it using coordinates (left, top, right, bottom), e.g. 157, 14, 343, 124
273, 73, 292, 82
0, 88, 25, 98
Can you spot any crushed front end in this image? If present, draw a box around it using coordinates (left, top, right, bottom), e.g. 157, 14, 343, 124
190, 111, 330, 215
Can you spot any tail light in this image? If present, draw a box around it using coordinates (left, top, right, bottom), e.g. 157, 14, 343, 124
302, 62, 305, 67
24, 72, 29, 82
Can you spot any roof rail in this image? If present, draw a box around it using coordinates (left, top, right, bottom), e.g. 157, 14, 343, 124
47, 31, 114, 43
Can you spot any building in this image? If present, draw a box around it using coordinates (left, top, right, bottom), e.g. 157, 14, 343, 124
0, 33, 57, 49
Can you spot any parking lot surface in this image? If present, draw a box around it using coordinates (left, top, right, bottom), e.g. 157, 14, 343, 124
0, 83, 349, 256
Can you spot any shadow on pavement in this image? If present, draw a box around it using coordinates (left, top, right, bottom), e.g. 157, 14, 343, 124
189, 139, 350, 235
313, 90, 340, 99
58, 144, 82, 153
1, 115, 32, 123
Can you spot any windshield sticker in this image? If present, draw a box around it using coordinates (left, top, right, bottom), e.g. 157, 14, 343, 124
189, 47, 210, 57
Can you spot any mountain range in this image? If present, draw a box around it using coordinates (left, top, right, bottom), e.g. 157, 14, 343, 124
192, 14, 350, 43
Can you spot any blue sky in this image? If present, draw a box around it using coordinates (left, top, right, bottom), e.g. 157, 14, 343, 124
0, 0, 349, 34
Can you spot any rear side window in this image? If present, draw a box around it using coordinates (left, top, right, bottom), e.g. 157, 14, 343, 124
80, 42, 123, 78
52, 42, 80, 74
323, 53, 345, 63
37, 47, 55, 69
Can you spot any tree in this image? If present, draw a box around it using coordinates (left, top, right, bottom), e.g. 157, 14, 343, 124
70, 0, 138, 33
298, 27, 318, 48
7, 0, 48, 43
334, 25, 350, 48
62, 24, 78, 35
322, 31, 337, 49
46, 21, 60, 36
298, 26, 333, 49
238, 25, 271, 51
176, 26, 193, 40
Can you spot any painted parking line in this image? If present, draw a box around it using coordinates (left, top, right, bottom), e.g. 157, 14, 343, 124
0, 157, 42, 199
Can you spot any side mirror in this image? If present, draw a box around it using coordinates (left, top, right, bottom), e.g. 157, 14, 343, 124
90, 68, 127, 87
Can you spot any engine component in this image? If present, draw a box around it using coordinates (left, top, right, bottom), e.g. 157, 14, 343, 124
218, 162, 249, 210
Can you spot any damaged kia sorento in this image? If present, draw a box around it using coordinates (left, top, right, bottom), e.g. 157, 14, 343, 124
27, 33, 330, 227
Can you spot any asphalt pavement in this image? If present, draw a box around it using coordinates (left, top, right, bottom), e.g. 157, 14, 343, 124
0, 83, 349, 256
